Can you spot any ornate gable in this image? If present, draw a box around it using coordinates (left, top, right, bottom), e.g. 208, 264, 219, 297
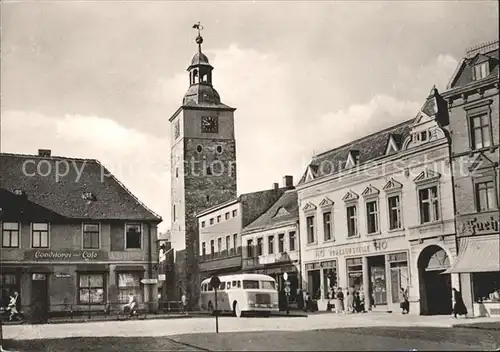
413, 169, 441, 184
361, 184, 380, 197
273, 206, 290, 218
383, 178, 403, 191
342, 190, 359, 202
469, 153, 498, 174
302, 202, 317, 212
319, 197, 334, 208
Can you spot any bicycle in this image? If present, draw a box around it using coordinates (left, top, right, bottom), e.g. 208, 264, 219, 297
116, 306, 147, 321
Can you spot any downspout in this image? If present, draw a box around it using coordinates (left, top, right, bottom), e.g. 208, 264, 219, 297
147, 222, 153, 310
296, 219, 302, 291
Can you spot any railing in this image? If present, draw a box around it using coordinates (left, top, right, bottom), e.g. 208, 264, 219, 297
200, 246, 242, 262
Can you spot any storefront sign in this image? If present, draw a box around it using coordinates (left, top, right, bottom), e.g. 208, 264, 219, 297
25, 249, 107, 261
55, 273, 72, 278
315, 244, 371, 259
32, 273, 45, 280
458, 212, 499, 237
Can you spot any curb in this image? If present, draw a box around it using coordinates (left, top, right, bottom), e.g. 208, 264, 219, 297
452, 323, 500, 331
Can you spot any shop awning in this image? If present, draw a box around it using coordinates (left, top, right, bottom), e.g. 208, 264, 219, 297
114, 265, 145, 272
75, 264, 109, 272
22, 266, 52, 273
444, 235, 500, 274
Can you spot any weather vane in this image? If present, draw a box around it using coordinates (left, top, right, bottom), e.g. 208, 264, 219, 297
192, 22, 204, 50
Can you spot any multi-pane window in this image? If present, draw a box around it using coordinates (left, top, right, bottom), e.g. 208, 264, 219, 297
83, 223, 100, 249
476, 181, 497, 211
257, 238, 263, 256
289, 231, 296, 251
210, 239, 215, 255
388, 195, 402, 230
366, 201, 379, 234
125, 223, 141, 249
268, 235, 274, 255
323, 211, 333, 241
2, 222, 20, 248
472, 62, 489, 81
225, 235, 230, 254
118, 272, 141, 304
419, 186, 440, 224
470, 114, 491, 150
247, 239, 253, 257
306, 216, 315, 244
217, 238, 222, 253
202, 242, 206, 257
79, 274, 105, 304
32, 223, 49, 248
346, 206, 357, 237
278, 233, 285, 253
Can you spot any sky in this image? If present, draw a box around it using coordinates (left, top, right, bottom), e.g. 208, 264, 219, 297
1, 1, 498, 232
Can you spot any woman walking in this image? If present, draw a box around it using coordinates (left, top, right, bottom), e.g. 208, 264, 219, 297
399, 287, 409, 314
346, 287, 354, 314
452, 288, 468, 318
335, 287, 345, 314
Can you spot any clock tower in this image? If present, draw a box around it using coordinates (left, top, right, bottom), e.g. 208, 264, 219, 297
169, 23, 237, 307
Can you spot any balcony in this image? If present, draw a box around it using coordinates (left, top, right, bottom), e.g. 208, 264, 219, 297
242, 251, 299, 270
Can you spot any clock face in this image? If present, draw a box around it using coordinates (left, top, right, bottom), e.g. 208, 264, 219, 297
201, 116, 218, 133
174, 120, 180, 139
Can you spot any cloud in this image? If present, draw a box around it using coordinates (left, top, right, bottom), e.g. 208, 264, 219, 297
1, 110, 170, 227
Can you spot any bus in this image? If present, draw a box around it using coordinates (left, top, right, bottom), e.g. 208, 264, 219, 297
199, 273, 279, 318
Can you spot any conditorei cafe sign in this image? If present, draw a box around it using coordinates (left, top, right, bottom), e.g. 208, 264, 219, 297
25, 249, 107, 261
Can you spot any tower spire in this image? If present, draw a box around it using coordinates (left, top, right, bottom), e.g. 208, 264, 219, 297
192, 22, 204, 54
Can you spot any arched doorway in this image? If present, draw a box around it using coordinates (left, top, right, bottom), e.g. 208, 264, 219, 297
417, 245, 452, 315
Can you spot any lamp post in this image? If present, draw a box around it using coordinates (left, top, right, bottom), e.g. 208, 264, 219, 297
283, 272, 290, 315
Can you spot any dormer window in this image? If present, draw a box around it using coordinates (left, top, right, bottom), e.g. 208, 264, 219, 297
472, 62, 489, 81
420, 131, 428, 142
82, 192, 96, 201
345, 150, 360, 169
13, 189, 24, 196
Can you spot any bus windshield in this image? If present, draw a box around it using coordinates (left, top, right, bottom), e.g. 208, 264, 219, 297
242, 280, 259, 289
261, 281, 276, 290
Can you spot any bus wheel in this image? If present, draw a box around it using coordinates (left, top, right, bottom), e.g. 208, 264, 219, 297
233, 301, 242, 318
208, 301, 215, 316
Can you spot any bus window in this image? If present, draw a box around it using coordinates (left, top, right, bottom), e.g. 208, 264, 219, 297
237, 281, 241, 288
261, 281, 276, 290
208, 284, 213, 291
232, 280, 238, 288
219, 282, 226, 291
242, 280, 259, 289
226, 282, 231, 289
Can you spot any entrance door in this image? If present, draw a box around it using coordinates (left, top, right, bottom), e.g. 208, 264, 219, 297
307, 270, 321, 299
368, 256, 387, 305
418, 245, 453, 315
31, 273, 49, 323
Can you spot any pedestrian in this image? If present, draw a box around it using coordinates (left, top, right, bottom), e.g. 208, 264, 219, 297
297, 288, 305, 311
7, 291, 20, 321
181, 292, 188, 315
399, 287, 409, 314
335, 287, 345, 314
123, 293, 137, 316
452, 288, 468, 319
346, 287, 354, 314
353, 291, 362, 313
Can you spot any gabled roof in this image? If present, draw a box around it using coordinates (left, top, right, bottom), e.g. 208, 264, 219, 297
298, 120, 412, 184
241, 190, 298, 234
0, 153, 162, 222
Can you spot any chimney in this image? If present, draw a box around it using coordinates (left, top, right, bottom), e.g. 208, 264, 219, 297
38, 149, 51, 157
283, 175, 293, 188
273, 182, 279, 190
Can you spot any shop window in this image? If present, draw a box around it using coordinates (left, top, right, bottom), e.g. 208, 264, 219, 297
78, 273, 105, 304
366, 201, 379, 234
418, 186, 440, 224
118, 272, 142, 304
278, 233, 285, 253
83, 223, 100, 249
389, 253, 409, 304
125, 223, 142, 249
473, 272, 500, 303
470, 114, 491, 150
306, 265, 321, 300
346, 206, 358, 237
323, 211, 333, 241
268, 235, 274, 255
322, 260, 337, 299
475, 180, 497, 211
32, 222, 49, 248
346, 258, 363, 291
2, 222, 20, 248
289, 231, 296, 251
257, 238, 263, 256
388, 195, 402, 230
306, 216, 315, 244
0, 274, 19, 307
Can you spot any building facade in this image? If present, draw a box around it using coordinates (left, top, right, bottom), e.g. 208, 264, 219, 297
0, 150, 162, 320
169, 30, 238, 307
442, 40, 500, 317
197, 182, 292, 281
241, 181, 300, 306
297, 89, 458, 315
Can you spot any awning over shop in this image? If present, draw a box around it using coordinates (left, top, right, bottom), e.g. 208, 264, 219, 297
75, 264, 109, 272
22, 266, 52, 273
444, 235, 500, 274
114, 265, 145, 272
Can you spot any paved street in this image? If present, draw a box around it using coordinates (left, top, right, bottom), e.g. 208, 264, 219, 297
2, 313, 500, 351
